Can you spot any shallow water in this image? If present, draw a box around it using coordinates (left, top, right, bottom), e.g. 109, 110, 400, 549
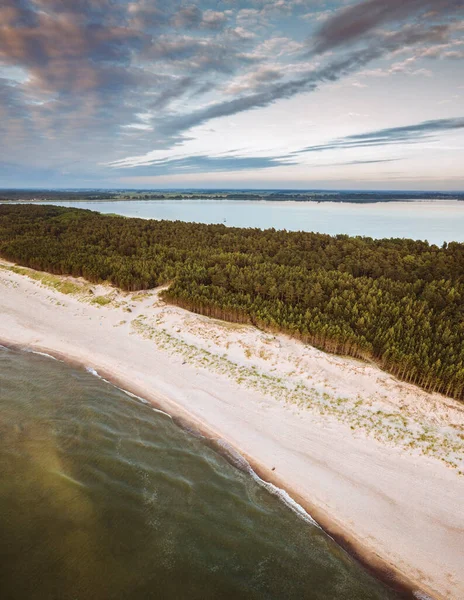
28, 198, 464, 244
0, 347, 405, 599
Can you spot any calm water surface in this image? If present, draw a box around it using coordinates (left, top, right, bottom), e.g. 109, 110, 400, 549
0, 348, 406, 600
33, 199, 464, 244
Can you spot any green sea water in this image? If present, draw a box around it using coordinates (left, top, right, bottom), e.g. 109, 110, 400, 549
0, 347, 407, 600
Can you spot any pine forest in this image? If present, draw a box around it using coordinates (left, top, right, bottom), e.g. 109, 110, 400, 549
1, 204, 463, 401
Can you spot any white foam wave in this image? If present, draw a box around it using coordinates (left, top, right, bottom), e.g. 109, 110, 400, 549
74, 364, 320, 533
84, 366, 172, 418
122, 389, 172, 418
413, 592, 435, 600
216, 439, 321, 529
216, 440, 251, 472
85, 366, 111, 385
6, 350, 327, 534
251, 471, 321, 529
125, 390, 150, 404
24, 349, 59, 361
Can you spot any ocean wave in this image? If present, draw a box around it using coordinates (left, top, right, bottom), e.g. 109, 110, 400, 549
84, 365, 320, 533
24, 348, 59, 361
216, 439, 252, 472
413, 592, 435, 600
122, 389, 172, 419
216, 439, 321, 530
251, 472, 321, 530
14, 353, 322, 534
85, 366, 113, 386
84, 366, 172, 419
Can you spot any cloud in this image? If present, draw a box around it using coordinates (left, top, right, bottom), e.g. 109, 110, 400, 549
202, 10, 228, 30
0, 0, 257, 173
224, 65, 283, 94
128, 2, 228, 31
311, 0, 463, 54
294, 117, 464, 154
1, 0, 463, 186
109, 149, 299, 176
337, 159, 399, 165
172, 5, 203, 29
110, 117, 463, 172
155, 23, 455, 139
144, 35, 254, 74
312, 159, 401, 168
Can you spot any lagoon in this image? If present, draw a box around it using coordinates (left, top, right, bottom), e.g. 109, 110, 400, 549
29, 198, 464, 245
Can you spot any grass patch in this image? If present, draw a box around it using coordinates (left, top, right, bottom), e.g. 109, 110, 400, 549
130, 315, 464, 474
55, 281, 81, 294
5, 264, 83, 295
91, 295, 112, 306
131, 292, 150, 302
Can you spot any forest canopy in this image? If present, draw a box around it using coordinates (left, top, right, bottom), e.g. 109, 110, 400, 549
1, 204, 463, 401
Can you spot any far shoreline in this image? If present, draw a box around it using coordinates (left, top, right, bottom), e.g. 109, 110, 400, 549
3, 197, 464, 206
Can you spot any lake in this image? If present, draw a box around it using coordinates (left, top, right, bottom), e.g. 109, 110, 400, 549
0, 347, 407, 600
27, 199, 464, 245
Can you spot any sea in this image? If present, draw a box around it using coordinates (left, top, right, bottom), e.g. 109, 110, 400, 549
27, 198, 464, 245
0, 347, 407, 599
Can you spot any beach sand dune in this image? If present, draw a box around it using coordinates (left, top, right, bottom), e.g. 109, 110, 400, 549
1, 261, 463, 600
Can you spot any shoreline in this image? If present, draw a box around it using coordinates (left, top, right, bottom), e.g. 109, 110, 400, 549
3, 198, 464, 205
1, 262, 463, 599
4, 199, 464, 212
0, 338, 416, 599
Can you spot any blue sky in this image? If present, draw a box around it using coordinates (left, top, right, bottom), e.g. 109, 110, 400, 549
0, 0, 463, 189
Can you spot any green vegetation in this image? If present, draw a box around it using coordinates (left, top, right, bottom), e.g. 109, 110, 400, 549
91, 295, 112, 306
1, 204, 463, 400
4, 264, 82, 295
1, 189, 464, 202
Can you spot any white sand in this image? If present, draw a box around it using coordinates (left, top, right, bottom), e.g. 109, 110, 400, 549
1, 261, 463, 600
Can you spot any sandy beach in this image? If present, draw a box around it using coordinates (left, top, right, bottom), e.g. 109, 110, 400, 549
1, 260, 463, 600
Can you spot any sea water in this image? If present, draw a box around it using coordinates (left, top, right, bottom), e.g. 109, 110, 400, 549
0, 347, 408, 599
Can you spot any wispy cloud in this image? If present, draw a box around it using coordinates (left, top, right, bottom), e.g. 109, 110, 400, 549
294, 117, 464, 154
110, 117, 462, 174
118, 23, 459, 146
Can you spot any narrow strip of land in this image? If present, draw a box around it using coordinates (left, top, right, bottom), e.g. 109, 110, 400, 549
1, 261, 463, 600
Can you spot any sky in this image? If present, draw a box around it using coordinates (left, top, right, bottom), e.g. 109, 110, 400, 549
0, 0, 463, 190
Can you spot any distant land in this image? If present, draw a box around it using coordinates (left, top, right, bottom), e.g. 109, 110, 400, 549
1, 189, 464, 203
